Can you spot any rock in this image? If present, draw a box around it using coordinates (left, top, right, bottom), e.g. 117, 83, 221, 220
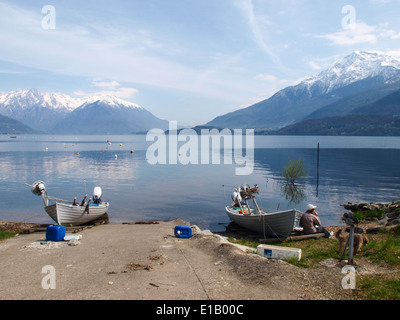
377, 217, 388, 225
341, 203, 359, 212
342, 201, 400, 225
319, 258, 338, 268
366, 227, 385, 234
387, 210, 400, 220
386, 218, 400, 227
68, 239, 81, 246
369, 203, 386, 211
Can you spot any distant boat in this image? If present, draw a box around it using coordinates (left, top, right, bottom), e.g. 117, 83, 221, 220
9, 136, 17, 138
27, 181, 109, 225
226, 184, 302, 239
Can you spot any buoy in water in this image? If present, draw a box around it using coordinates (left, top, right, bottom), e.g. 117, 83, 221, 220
114, 154, 117, 159
130, 150, 134, 154
120, 143, 123, 147
77, 152, 79, 156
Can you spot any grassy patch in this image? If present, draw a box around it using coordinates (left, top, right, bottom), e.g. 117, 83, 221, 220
227, 237, 259, 249
228, 236, 340, 268
363, 234, 400, 265
356, 274, 400, 300
0, 230, 17, 241
279, 238, 340, 268
227, 229, 400, 300
353, 209, 386, 221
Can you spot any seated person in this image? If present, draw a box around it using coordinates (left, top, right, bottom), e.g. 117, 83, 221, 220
300, 204, 332, 238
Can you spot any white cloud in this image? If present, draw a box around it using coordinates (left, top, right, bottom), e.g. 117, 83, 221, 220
308, 61, 322, 70
318, 20, 400, 46
319, 21, 378, 45
74, 87, 139, 99
74, 79, 139, 99
254, 74, 278, 81
234, 0, 289, 74
92, 79, 120, 88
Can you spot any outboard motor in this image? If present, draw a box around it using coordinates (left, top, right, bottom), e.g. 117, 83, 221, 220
27, 180, 49, 206
93, 186, 102, 204
31, 181, 46, 196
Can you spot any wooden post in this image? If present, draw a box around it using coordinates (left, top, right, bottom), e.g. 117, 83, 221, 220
316, 143, 320, 197
348, 226, 355, 265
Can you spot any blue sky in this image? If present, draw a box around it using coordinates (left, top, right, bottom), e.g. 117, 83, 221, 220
1, 0, 400, 126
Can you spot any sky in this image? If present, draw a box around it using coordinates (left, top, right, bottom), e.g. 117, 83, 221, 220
1, 0, 400, 126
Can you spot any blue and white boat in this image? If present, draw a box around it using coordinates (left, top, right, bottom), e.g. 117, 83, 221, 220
28, 181, 109, 225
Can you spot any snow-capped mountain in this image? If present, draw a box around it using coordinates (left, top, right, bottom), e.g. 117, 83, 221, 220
0, 89, 168, 134
0, 88, 81, 111
207, 51, 400, 130
0, 88, 82, 131
51, 96, 168, 134
301, 51, 400, 95
77, 95, 143, 110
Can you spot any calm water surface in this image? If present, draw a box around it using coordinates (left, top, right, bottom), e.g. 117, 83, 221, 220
0, 134, 399, 231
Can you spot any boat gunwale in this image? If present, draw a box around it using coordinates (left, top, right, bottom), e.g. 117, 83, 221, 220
225, 206, 302, 217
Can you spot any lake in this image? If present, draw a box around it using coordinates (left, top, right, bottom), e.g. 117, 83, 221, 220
0, 134, 399, 231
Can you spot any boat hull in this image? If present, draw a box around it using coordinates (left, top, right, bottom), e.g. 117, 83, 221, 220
225, 206, 302, 239
45, 202, 109, 225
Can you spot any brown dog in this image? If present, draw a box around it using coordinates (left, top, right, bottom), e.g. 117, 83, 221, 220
335, 229, 368, 255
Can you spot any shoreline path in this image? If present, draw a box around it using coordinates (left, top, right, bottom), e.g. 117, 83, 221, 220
0, 219, 349, 300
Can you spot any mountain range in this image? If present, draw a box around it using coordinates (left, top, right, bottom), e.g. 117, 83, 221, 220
206, 51, 400, 135
1, 51, 400, 135
0, 89, 168, 134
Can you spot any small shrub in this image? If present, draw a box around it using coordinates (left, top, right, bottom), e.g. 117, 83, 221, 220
282, 159, 306, 184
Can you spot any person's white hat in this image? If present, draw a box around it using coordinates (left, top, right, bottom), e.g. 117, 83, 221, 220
306, 204, 317, 211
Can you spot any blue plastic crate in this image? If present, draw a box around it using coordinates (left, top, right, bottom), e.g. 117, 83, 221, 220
174, 225, 192, 239
46, 225, 66, 242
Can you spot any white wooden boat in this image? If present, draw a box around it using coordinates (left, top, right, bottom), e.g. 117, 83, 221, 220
44, 201, 109, 225
28, 181, 109, 226
227, 184, 302, 239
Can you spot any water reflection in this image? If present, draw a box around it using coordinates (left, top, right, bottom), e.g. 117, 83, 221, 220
281, 183, 307, 205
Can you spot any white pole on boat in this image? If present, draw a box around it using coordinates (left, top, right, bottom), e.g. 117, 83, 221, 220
236, 188, 245, 213
252, 196, 262, 215
41, 191, 48, 207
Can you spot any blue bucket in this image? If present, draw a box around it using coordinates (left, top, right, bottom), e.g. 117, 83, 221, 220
174, 225, 192, 239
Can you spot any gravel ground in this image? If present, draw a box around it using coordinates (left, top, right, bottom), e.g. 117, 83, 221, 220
0, 219, 390, 301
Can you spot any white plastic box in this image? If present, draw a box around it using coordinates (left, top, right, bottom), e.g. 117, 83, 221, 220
257, 244, 302, 261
